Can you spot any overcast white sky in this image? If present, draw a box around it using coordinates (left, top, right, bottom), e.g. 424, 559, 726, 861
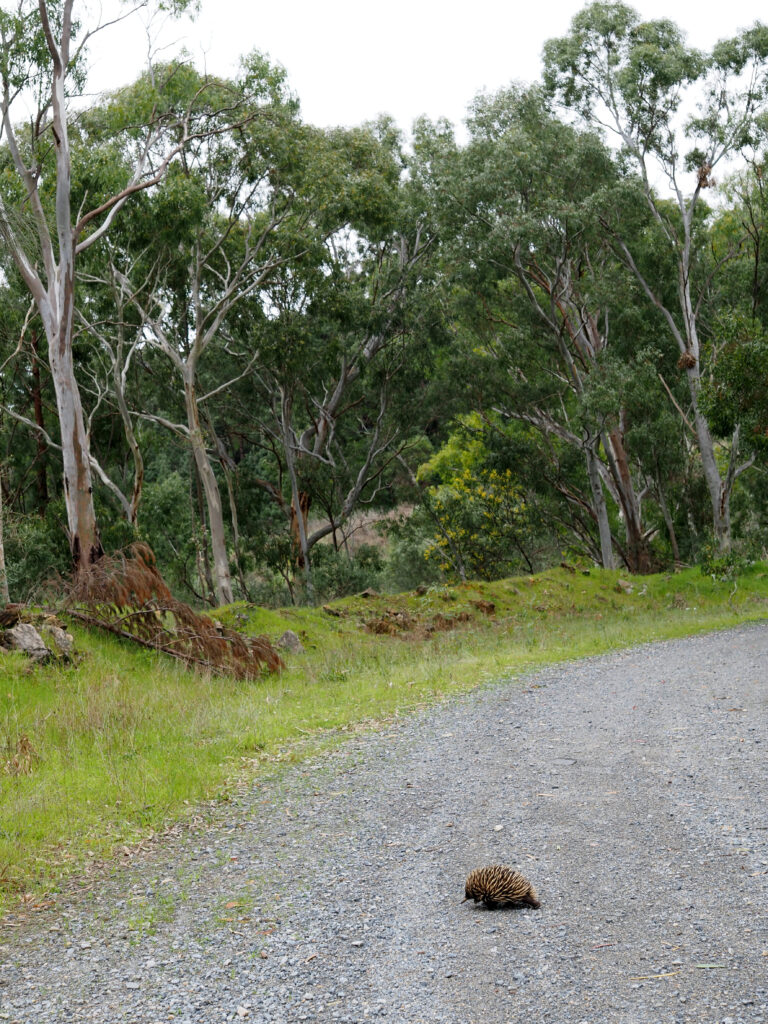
87, 0, 764, 134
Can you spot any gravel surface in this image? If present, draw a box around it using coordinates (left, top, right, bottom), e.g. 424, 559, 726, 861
2, 624, 767, 1023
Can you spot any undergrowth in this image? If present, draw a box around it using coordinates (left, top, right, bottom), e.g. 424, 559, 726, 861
2, 563, 768, 918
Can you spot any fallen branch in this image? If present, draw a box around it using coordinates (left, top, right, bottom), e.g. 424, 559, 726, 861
64, 608, 235, 675
62, 543, 282, 678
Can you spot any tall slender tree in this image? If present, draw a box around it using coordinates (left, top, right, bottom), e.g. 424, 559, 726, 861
543, 1, 768, 550
0, 0, 228, 572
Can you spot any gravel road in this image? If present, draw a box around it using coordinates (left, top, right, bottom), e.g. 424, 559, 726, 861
2, 624, 767, 1024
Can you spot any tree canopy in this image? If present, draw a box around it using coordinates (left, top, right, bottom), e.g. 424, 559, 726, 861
3, 0, 768, 606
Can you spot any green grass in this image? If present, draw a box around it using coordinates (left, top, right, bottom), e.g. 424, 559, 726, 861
2, 563, 768, 916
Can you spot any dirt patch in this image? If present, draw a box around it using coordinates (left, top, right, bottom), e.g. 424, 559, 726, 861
364, 608, 473, 639
428, 611, 471, 633
364, 609, 416, 635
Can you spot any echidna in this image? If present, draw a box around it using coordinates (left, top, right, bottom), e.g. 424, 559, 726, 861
462, 865, 540, 909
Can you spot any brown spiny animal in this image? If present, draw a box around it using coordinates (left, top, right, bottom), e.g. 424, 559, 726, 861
462, 865, 540, 909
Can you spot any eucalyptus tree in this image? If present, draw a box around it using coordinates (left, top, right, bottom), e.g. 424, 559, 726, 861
412, 88, 659, 572
0, 0, 253, 574
106, 73, 425, 605
217, 123, 441, 601
543, 1, 768, 550
100, 55, 317, 605
250, 210, 438, 600
695, 163, 768, 461
712, 160, 768, 325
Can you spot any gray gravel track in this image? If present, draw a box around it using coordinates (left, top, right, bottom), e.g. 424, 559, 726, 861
2, 624, 767, 1023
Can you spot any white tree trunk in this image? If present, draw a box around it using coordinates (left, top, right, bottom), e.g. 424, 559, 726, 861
2, 0, 223, 572
586, 444, 615, 570
183, 375, 234, 606
0, 2, 102, 571
0, 471, 9, 604
679, 271, 731, 549
689, 374, 730, 548
47, 310, 104, 566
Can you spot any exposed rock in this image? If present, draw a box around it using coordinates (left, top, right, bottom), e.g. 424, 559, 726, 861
616, 578, 634, 594
41, 623, 75, 660
277, 629, 304, 654
3, 622, 50, 662
358, 588, 379, 599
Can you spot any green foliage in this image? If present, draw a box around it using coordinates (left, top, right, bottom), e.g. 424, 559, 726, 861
698, 537, 750, 581
137, 471, 200, 599
258, 542, 385, 607
423, 466, 529, 582
380, 511, 443, 593
542, 1, 757, 167
417, 416, 535, 582
2, 501, 71, 600
254, 538, 386, 608
539, 3, 768, 556
309, 544, 384, 604
244, 573, 294, 610
5, 2, 768, 607
700, 313, 768, 450
0, 1, 87, 95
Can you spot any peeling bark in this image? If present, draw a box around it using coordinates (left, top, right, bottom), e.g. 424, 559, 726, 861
1, 1, 235, 573
47, 310, 104, 568
0, 473, 9, 603
604, 428, 651, 574
30, 331, 49, 512
290, 490, 312, 569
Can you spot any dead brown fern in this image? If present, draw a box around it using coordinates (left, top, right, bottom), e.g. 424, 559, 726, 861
64, 543, 282, 678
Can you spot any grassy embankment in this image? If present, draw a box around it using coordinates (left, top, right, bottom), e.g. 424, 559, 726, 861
2, 563, 768, 916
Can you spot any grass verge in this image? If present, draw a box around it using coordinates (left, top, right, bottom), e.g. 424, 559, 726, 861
2, 563, 767, 917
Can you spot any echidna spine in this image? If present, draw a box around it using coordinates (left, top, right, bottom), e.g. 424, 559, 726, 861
462, 864, 540, 909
